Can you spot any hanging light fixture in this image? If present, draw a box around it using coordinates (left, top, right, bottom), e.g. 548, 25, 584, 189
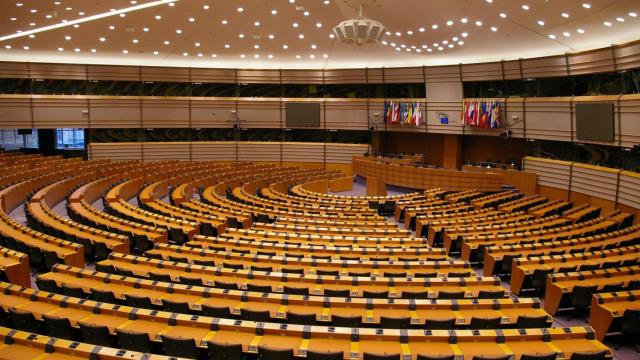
332, 4, 385, 46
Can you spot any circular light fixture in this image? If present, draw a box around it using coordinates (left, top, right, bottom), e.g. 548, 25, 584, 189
332, 4, 385, 46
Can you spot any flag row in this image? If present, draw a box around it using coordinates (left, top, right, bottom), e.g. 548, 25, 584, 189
384, 101, 424, 126
462, 99, 503, 128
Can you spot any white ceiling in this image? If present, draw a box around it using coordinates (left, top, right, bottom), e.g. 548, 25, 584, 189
0, 0, 638, 69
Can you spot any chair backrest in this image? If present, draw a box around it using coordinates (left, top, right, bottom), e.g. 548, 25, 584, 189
416, 355, 455, 360
201, 304, 231, 318
283, 286, 309, 295
471, 356, 513, 360
250, 265, 273, 273
363, 290, 389, 299
116, 328, 152, 353
95, 263, 116, 274
43, 314, 73, 340
469, 317, 502, 329
247, 284, 272, 293
571, 285, 598, 308
281, 268, 304, 275
115, 267, 134, 277
194, 259, 217, 267
363, 352, 401, 360
162, 335, 198, 359
306, 350, 344, 360
520, 354, 558, 360
208, 341, 243, 360
324, 288, 351, 297
332, 315, 362, 328
438, 291, 465, 299
124, 293, 153, 309
223, 262, 244, 270
79, 321, 112, 347
414, 272, 437, 278
179, 275, 204, 286
287, 312, 316, 325
424, 318, 456, 330
9, 308, 39, 333
621, 309, 640, 336
62, 284, 87, 299
214, 280, 238, 290
600, 282, 624, 293
168, 255, 189, 263
90, 288, 117, 304
35, 276, 60, 293
241, 309, 271, 322
163, 299, 191, 314
317, 269, 340, 277
531, 269, 552, 288
380, 316, 411, 329
515, 315, 548, 328
447, 271, 471, 278
258, 346, 294, 360
384, 272, 406, 278
477, 290, 505, 299
569, 351, 607, 360
401, 291, 429, 299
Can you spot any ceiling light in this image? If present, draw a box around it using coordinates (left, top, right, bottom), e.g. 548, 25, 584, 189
616, 17, 624, 22
203, 5, 209, 10
119, 13, 126, 17
452, 37, 458, 41
72, 24, 79, 28
195, 42, 200, 46
58, 47, 64, 51
268, 34, 275, 39
296, 55, 301, 59
406, 30, 413, 35
254, 44, 259, 49
461, 32, 468, 37
254, 54, 259, 58
29, 34, 35, 38
74, 48, 80, 52
164, 40, 170, 45
4, 45, 11, 49
183, 52, 188, 56
448, 44, 454, 48
427, 48, 432, 52
176, 29, 182, 34
168, 2, 174, 6
323, 54, 328, 58
254, 21, 260, 26
548, 34, 556, 39
304, 11, 310, 16
563, 31, 570, 37
143, 27, 149, 32
268, 54, 273, 59
189, 17, 195, 22
332, 4, 385, 46
23, 46, 29, 50
298, 34, 304, 39
109, 25, 115, 30
155, 15, 161, 19
316, 23, 322, 28
78, 11, 85, 15
329, 33, 335, 38
224, 44, 230, 48
577, 28, 585, 33
237, 7, 243, 12
271, 9, 277, 15
153, 50, 159, 55
629, 12, 638, 17
10, 18, 17, 21
311, 44, 317, 49
499, 13, 507, 18
537, 20, 545, 26
522, 5, 530, 10
490, 26, 497, 31
238, 33, 244, 38
475, 21, 482, 26
282, 44, 288, 49
458, 41, 464, 45
211, 54, 217, 57
132, 38, 139, 43
438, 46, 443, 51
46, 15, 52, 19
419, 27, 425, 32
382, 41, 388, 45
122, 49, 128, 53
432, 24, 438, 29
603, 21, 612, 26
324, 0, 330, 4
486, 0, 493, 3
293, 22, 299, 28
395, 31, 401, 36
309, 54, 315, 59
461, 18, 468, 23
65, 35, 71, 40
221, 20, 228, 24
562, 13, 569, 18
582, 3, 591, 9
16, 3, 23, 6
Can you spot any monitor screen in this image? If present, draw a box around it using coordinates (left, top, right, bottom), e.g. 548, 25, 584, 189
285, 102, 321, 127
575, 103, 614, 142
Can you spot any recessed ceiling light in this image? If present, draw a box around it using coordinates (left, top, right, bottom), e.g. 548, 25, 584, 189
237, 7, 243, 12
458, 41, 464, 45
194, 42, 200, 46
295, 55, 301, 59
176, 29, 182, 34
582, 3, 591, 9
499, 13, 507, 18
461, 32, 468, 37
441, 41, 448, 45
446, 20, 453, 26
298, 34, 304, 39
238, 33, 244, 38
522, 5, 530, 11
309, 54, 315, 59
548, 34, 556, 39
452, 37, 458, 41
46, 14, 52, 19
224, 44, 230, 48
109, 25, 115, 30
119, 13, 125, 17
316, 22, 322, 28
427, 48, 432, 52
562, 13, 569, 18
432, 24, 438, 29
168, 2, 174, 6
254, 44, 259, 49
29, 34, 35, 38
577, 28, 585, 33
164, 40, 170, 45
203, 5, 209, 10
153, 50, 159, 55
537, 20, 545, 26
406, 30, 413, 35
254, 54, 260, 59
122, 49, 128, 53
58, 47, 64, 51
211, 54, 217, 58
448, 44, 454, 48
603, 21, 612, 26
23, 46, 29, 50
490, 26, 497, 31
329, 33, 335, 38
419, 27, 425, 32
562, 31, 570, 37
240, 54, 245, 58
304, 11, 310, 16
283, 44, 288, 49
10, 18, 17, 21
4, 45, 11, 49
324, 0, 329, 4
432, 43, 438, 47
382, 41, 388, 45
198, 53, 203, 57
475, 21, 482, 26
183, 52, 188, 56
254, 21, 260, 26
293, 22, 299, 28
155, 15, 161, 20
616, 17, 624, 22
16, 3, 23, 6
268, 54, 273, 59
189, 17, 195, 22
323, 54, 328, 58
221, 20, 228, 24
461, 18, 468, 23
395, 31, 401, 36
438, 46, 443, 51
74, 48, 80, 52
143, 27, 149, 32
268, 34, 275, 39
30, 9, 36, 13
78, 11, 85, 16
132, 39, 139, 43
311, 44, 317, 49
629, 12, 638, 17
65, 35, 71, 40
271, 9, 277, 15
486, 0, 493, 3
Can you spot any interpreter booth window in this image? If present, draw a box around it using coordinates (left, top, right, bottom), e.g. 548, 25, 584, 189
0, 129, 39, 150
56, 128, 85, 149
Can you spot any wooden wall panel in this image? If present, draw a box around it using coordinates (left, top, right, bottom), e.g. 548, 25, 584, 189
502, 60, 522, 80
619, 95, 640, 148
619, 171, 640, 210
571, 164, 618, 202
88, 97, 141, 128
236, 69, 280, 84
384, 67, 425, 83
282, 142, 324, 162
567, 48, 615, 75
280, 70, 324, 84
504, 97, 525, 138
140, 67, 190, 82
142, 142, 190, 162
524, 98, 572, 141
28, 63, 87, 80
87, 65, 140, 81
424, 65, 460, 83
0, 62, 30, 78
190, 98, 236, 128
237, 142, 280, 162
426, 81, 463, 134
190, 68, 236, 83
31, 96, 89, 128
323, 69, 367, 84
521, 56, 568, 78
614, 41, 640, 71
88, 142, 142, 161
141, 98, 189, 128
522, 157, 571, 190
325, 143, 369, 163
461, 62, 503, 81
238, 99, 280, 128
0, 96, 32, 129
191, 142, 236, 161
324, 100, 368, 130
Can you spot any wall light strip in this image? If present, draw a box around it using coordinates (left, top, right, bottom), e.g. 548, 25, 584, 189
0, 0, 179, 42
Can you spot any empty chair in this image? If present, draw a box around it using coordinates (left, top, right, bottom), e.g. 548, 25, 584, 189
548, 250, 566, 256
401, 290, 429, 299
35, 276, 60, 293
62, 284, 87, 299
472, 356, 512, 360
124, 294, 153, 309
257, 251, 276, 257
312, 255, 331, 260
569, 351, 607, 360
324, 288, 351, 297
241, 309, 271, 322
43, 251, 59, 270
168, 255, 189, 263
43, 314, 73, 339
94, 242, 111, 261
281, 268, 304, 275
149, 271, 173, 283
202, 304, 231, 318
207, 341, 243, 360
600, 282, 624, 293
363, 353, 400, 360
283, 286, 309, 295
115, 267, 134, 277
384, 272, 406, 278
380, 316, 411, 329
307, 350, 344, 360
515, 315, 548, 328
258, 346, 294, 360
557, 266, 578, 273
317, 269, 340, 277
144, 252, 163, 260
363, 290, 388, 299
370, 257, 389, 262
95, 263, 116, 274
469, 317, 502, 329
287, 312, 316, 325
500, 254, 516, 276
571, 285, 598, 316
214, 280, 238, 290
348, 271, 371, 277
578, 263, 600, 271
340, 256, 360, 261
247, 283, 272, 293
414, 272, 437, 278
116, 329, 152, 353
163, 299, 191, 314
250, 265, 273, 273
332, 315, 362, 328
520, 354, 558, 360
231, 249, 250, 255
621, 259, 639, 267
531, 269, 552, 291
416, 355, 455, 360
447, 271, 471, 278
438, 290, 465, 299
223, 262, 244, 270
27, 246, 45, 271
424, 318, 456, 329
90, 288, 118, 304
600, 260, 620, 269
133, 236, 154, 254
477, 290, 505, 299
180, 275, 204, 286
9, 308, 40, 333
193, 259, 216, 267
620, 309, 640, 350
284, 253, 304, 259
79, 321, 114, 347
526, 252, 544, 259
161, 335, 198, 359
